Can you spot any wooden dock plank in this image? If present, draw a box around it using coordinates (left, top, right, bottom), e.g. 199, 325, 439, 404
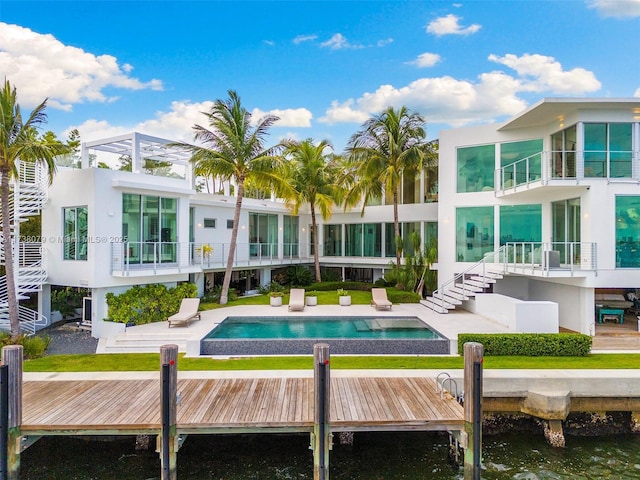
21, 376, 463, 434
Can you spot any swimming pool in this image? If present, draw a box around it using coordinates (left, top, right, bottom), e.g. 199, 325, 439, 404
200, 316, 449, 355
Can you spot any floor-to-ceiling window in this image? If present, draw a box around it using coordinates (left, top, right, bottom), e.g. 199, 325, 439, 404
551, 125, 577, 178
457, 144, 495, 193
552, 198, 581, 264
283, 215, 299, 257
615, 196, 640, 268
500, 204, 542, 262
249, 212, 278, 257
385, 223, 400, 257
63, 206, 88, 261
456, 206, 494, 262
345, 224, 363, 256
363, 223, 382, 257
323, 224, 342, 256
402, 222, 421, 257
402, 172, 420, 204
122, 194, 177, 264
424, 165, 438, 203
584, 123, 632, 178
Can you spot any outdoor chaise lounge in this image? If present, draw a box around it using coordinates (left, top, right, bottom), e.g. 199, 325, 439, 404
288, 289, 306, 312
168, 298, 201, 328
371, 288, 392, 311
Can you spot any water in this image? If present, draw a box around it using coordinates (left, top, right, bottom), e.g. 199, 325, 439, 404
20, 432, 640, 479
205, 316, 442, 339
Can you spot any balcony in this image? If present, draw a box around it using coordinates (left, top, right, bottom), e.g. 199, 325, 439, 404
501, 242, 597, 277
495, 150, 640, 197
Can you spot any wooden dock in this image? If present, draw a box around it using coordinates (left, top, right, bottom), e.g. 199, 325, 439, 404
21, 376, 463, 435
1, 343, 482, 480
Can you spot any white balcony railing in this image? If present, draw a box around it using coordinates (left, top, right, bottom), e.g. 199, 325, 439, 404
502, 242, 597, 274
496, 150, 640, 191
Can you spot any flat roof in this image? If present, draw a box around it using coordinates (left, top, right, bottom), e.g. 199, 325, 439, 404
498, 98, 640, 131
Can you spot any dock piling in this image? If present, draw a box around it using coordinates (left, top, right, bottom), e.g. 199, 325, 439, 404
463, 342, 483, 480
159, 344, 178, 480
313, 343, 331, 480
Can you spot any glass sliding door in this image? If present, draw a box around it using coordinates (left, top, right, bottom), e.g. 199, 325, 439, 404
551, 126, 576, 178
616, 196, 640, 267
122, 194, 141, 263
323, 224, 342, 256
249, 213, 278, 257
345, 224, 363, 256
552, 198, 581, 264
363, 223, 382, 257
455, 207, 494, 262
283, 215, 298, 257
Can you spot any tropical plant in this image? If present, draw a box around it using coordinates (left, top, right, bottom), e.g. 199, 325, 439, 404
268, 291, 284, 298
172, 90, 288, 304
285, 264, 313, 287
337, 288, 349, 297
281, 139, 343, 282
345, 106, 432, 267
0, 79, 68, 338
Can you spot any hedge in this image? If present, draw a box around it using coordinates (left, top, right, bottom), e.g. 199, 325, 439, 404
306, 282, 421, 303
106, 283, 198, 325
457, 333, 592, 357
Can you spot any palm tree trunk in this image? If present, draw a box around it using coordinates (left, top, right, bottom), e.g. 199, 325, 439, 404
1, 167, 20, 338
393, 189, 401, 267
310, 205, 321, 282
219, 180, 244, 304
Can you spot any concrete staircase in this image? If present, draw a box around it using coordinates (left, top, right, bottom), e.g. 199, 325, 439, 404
421, 247, 506, 314
97, 331, 195, 353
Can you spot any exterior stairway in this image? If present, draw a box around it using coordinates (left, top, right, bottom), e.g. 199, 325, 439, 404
0, 161, 49, 335
421, 247, 506, 314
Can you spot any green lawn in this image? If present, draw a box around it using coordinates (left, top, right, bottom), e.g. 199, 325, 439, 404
24, 353, 640, 372
200, 290, 372, 310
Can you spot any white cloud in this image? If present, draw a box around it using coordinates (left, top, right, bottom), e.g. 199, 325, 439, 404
320, 53, 602, 126
0, 22, 163, 111
488, 53, 601, 94
293, 34, 318, 44
320, 33, 363, 50
634, 87, 640, 97
264, 40, 275, 46
408, 52, 442, 68
67, 101, 313, 145
587, 0, 640, 18
377, 38, 394, 47
251, 108, 313, 127
426, 14, 481, 36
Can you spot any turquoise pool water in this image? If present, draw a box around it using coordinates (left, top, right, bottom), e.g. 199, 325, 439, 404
204, 316, 442, 340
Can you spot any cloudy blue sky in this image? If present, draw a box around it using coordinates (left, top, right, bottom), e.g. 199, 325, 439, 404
1, 0, 639, 152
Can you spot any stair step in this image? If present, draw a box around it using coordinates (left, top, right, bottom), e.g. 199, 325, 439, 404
470, 275, 496, 284
420, 299, 449, 314
454, 282, 484, 293
464, 279, 490, 289
432, 292, 462, 305
423, 297, 455, 310
447, 287, 471, 300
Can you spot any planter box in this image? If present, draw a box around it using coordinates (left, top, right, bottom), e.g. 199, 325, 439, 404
339, 296, 351, 306
306, 296, 318, 306
270, 297, 283, 307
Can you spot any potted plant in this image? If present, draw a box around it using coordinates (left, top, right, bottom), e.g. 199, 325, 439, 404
306, 291, 318, 306
269, 291, 284, 307
337, 288, 351, 306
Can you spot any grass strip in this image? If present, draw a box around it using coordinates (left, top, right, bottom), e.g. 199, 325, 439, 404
24, 353, 640, 372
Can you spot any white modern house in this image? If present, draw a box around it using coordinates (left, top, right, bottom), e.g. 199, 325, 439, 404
430, 98, 640, 335
2, 98, 638, 339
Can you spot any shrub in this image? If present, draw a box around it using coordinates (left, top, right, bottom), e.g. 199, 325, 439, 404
106, 282, 198, 325
269, 291, 284, 298
386, 290, 421, 303
336, 289, 349, 297
457, 333, 592, 356
285, 265, 313, 287
0, 333, 50, 359
258, 282, 284, 294
202, 285, 238, 304
308, 281, 372, 292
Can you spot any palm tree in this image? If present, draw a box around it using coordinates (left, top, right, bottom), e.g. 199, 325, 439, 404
175, 90, 285, 304
282, 139, 342, 282
345, 106, 429, 267
0, 79, 67, 338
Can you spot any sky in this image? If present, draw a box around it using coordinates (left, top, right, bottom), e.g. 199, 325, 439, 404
1, 0, 639, 153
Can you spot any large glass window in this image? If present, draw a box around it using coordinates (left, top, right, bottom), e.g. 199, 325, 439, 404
402, 222, 421, 257
323, 224, 342, 256
456, 207, 494, 262
457, 144, 495, 193
283, 215, 299, 257
500, 139, 543, 186
551, 125, 577, 178
345, 224, 363, 256
424, 222, 438, 261
584, 123, 632, 178
122, 194, 177, 264
615, 196, 640, 268
424, 165, 438, 203
363, 223, 382, 257
385, 223, 400, 257
249, 213, 278, 257
63, 206, 88, 261
402, 172, 420, 204
499, 205, 542, 244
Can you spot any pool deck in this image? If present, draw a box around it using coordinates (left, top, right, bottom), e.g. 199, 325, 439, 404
97, 303, 511, 355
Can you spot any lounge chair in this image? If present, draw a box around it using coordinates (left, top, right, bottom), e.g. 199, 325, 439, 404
288, 289, 306, 312
371, 288, 392, 311
168, 298, 201, 328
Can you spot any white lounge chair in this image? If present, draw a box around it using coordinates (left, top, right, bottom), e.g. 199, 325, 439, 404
288, 289, 306, 312
168, 298, 201, 328
371, 288, 392, 311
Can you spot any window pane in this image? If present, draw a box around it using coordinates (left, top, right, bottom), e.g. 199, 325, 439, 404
122, 194, 140, 262
323, 224, 342, 256
456, 207, 494, 262
363, 223, 381, 257
161, 198, 177, 263
499, 205, 542, 244
500, 139, 542, 185
345, 224, 363, 257
424, 222, 438, 260
457, 144, 495, 193
424, 166, 438, 203
77, 207, 88, 260
63, 208, 76, 260
385, 223, 401, 257
584, 124, 607, 177
402, 172, 419, 204
283, 216, 298, 257
609, 123, 632, 178
616, 196, 640, 268
402, 222, 420, 257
